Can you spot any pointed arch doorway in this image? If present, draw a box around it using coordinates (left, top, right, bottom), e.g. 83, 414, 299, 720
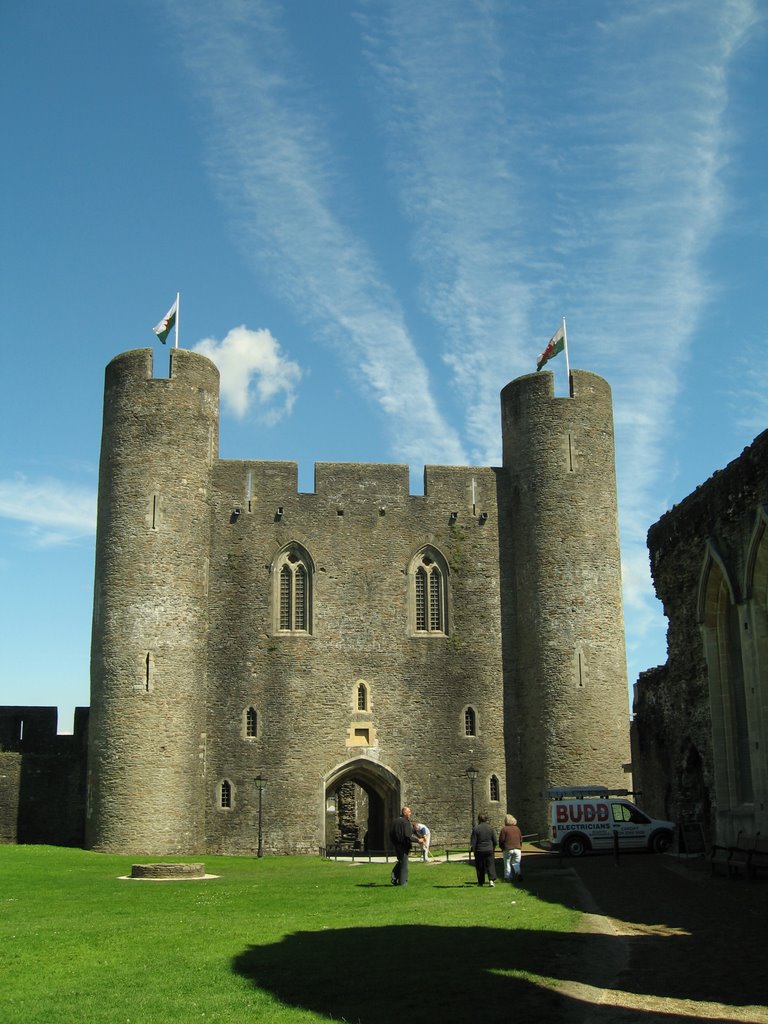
324, 758, 400, 851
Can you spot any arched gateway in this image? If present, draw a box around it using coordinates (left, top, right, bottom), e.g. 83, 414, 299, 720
324, 758, 401, 851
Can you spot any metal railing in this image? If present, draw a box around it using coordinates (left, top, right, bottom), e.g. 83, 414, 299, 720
320, 834, 540, 862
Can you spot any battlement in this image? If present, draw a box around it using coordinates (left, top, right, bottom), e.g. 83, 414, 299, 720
213, 459, 500, 509
501, 367, 612, 407
0, 706, 59, 750
0, 706, 89, 751
104, 347, 220, 391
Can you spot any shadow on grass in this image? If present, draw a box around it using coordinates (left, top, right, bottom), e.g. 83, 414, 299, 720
232, 920, 758, 1023
233, 923, 624, 1023
233, 857, 768, 1021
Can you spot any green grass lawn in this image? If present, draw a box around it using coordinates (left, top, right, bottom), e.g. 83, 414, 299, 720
1, 845, 585, 1023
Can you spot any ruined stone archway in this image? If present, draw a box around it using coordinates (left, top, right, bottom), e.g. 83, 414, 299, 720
323, 758, 401, 851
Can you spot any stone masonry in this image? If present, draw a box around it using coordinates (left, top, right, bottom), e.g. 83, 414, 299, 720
632, 428, 768, 846
78, 348, 632, 856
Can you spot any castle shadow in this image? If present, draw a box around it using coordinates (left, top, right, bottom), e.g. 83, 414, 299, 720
231, 917, 758, 1023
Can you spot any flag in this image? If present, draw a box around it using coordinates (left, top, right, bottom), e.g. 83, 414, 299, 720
153, 299, 177, 344
536, 324, 565, 371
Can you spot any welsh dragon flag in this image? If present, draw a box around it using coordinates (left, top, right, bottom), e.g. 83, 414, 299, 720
536, 324, 565, 371
153, 299, 177, 344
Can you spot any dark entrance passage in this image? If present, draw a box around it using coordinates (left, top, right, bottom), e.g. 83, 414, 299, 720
324, 758, 400, 851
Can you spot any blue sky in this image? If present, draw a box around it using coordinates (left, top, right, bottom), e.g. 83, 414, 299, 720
1, 1, 766, 733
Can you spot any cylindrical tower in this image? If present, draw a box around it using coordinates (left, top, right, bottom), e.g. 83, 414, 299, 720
499, 369, 631, 835
87, 348, 219, 853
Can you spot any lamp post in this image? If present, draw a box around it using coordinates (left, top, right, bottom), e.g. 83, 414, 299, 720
466, 766, 479, 837
255, 774, 267, 858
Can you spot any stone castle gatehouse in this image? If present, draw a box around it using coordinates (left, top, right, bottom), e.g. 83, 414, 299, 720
85, 348, 630, 855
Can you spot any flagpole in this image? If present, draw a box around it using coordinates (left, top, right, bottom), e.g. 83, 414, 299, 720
562, 316, 570, 386
175, 292, 180, 349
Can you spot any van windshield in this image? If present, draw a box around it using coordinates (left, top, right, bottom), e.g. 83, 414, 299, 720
612, 803, 650, 825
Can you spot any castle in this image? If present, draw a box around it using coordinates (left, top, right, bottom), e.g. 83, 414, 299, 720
82, 347, 631, 856
3, 345, 762, 854
1, 347, 633, 855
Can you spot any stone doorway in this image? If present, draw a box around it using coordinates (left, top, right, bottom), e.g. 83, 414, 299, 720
324, 758, 400, 851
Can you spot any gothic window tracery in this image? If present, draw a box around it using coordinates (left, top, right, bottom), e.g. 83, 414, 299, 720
274, 544, 313, 634
410, 546, 449, 635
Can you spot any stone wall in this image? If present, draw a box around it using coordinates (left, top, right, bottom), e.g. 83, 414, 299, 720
203, 459, 506, 855
634, 428, 768, 845
0, 707, 88, 845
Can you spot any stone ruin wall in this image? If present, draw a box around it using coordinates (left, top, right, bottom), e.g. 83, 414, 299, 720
634, 427, 768, 842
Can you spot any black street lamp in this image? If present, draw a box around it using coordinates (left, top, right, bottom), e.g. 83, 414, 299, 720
255, 774, 267, 858
466, 766, 479, 837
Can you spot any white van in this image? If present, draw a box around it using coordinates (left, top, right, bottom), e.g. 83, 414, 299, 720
544, 786, 675, 858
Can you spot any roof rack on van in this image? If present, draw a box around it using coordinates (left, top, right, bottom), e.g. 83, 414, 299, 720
542, 786, 637, 799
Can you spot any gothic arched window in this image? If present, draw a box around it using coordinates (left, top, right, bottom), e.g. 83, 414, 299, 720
464, 706, 477, 737
274, 544, 314, 634
410, 547, 449, 635
245, 706, 258, 739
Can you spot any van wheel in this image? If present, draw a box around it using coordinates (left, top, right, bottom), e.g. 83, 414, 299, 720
563, 835, 589, 858
651, 829, 672, 854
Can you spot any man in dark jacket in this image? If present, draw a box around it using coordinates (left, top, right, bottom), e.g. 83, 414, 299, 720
390, 806, 418, 886
470, 813, 497, 887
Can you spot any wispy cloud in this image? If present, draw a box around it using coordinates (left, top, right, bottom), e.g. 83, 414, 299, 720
729, 331, 768, 438
161, 0, 758, 678
355, 0, 758, 670
163, 0, 466, 467
557, 1, 758, 647
0, 475, 96, 547
194, 325, 303, 424
358, 1, 539, 465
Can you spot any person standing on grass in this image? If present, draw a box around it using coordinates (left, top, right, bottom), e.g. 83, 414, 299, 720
414, 821, 431, 861
389, 806, 421, 886
470, 813, 497, 887
498, 813, 523, 883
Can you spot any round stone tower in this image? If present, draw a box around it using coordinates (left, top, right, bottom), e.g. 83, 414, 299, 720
499, 369, 631, 836
86, 348, 219, 854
